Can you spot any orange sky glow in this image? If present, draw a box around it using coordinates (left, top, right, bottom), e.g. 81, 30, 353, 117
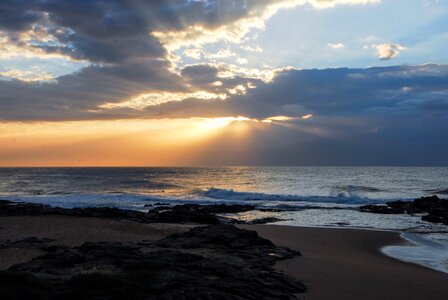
0, 116, 307, 166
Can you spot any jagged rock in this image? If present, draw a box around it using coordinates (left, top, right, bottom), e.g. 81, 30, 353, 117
359, 205, 405, 214
248, 217, 283, 224
2, 225, 305, 299
146, 204, 221, 224
360, 195, 448, 225
0, 201, 259, 225
156, 224, 275, 249
421, 214, 444, 223
0, 237, 55, 249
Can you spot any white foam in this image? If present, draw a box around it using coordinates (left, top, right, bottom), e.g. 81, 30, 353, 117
382, 232, 448, 274
203, 187, 384, 205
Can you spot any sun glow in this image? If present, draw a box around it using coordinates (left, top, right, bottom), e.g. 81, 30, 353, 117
197, 116, 254, 130
0, 115, 312, 166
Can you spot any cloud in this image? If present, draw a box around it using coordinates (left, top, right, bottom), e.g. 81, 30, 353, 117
0, 60, 185, 121
0, 68, 55, 82
153, 0, 380, 51
0, 0, 434, 123
100, 91, 228, 110
376, 43, 407, 60
127, 64, 448, 120
327, 42, 345, 49
241, 45, 263, 53
2, 63, 447, 122
183, 48, 202, 60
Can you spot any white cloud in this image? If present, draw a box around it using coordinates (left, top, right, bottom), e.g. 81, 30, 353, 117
241, 45, 263, 52
152, 0, 380, 51
183, 48, 202, 60
327, 42, 345, 49
375, 43, 407, 60
206, 48, 236, 59
0, 69, 55, 82
100, 91, 228, 110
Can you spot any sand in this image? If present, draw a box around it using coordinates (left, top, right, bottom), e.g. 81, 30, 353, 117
0, 215, 192, 270
242, 224, 448, 300
1, 215, 448, 299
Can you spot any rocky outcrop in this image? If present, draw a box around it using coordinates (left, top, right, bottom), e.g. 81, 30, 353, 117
360, 195, 448, 225
0, 237, 55, 250
0, 200, 278, 225
1, 224, 305, 300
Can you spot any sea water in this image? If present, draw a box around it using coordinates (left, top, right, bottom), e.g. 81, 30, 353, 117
0, 167, 447, 272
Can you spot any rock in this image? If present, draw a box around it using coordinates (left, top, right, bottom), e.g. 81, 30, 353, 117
360, 195, 448, 225
153, 202, 171, 206
0, 237, 55, 249
0, 201, 260, 225
200, 204, 255, 214
146, 204, 221, 224
2, 224, 305, 299
421, 214, 443, 223
156, 224, 275, 249
248, 217, 283, 224
359, 205, 405, 214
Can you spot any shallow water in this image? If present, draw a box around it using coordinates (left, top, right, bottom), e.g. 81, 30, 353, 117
383, 233, 448, 273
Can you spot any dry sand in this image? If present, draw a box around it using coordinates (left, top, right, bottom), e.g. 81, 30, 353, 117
0, 215, 192, 269
1, 216, 447, 299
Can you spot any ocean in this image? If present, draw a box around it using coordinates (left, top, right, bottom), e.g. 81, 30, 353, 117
1, 166, 447, 272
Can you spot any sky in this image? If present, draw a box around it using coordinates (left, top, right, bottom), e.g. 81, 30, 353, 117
0, 0, 447, 166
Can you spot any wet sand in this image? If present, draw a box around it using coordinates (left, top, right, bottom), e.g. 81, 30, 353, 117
242, 224, 448, 300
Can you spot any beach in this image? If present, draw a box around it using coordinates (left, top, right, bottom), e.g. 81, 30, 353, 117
245, 225, 448, 300
1, 211, 447, 299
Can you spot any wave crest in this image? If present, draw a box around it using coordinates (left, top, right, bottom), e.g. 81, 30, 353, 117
203, 188, 382, 205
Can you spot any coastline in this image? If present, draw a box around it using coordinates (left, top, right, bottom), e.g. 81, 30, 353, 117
242, 224, 448, 299
1, 214, 447, 299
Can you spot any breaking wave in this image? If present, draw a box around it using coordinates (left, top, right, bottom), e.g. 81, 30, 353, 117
202, 187, 384, 205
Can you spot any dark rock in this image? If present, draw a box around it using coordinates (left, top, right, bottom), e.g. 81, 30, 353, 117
0, 200, 15, 205
156, 224, 275, 249
248, 217, 283, 224
360, 195, 448, 225
200, 204, 255, 214
0, 201, 259, 225
421, 214, 443, 223
0, 237, 55, 249
153, 202, 171, 206
2, 224, 305, 299
40, 245, 69, 253
146, 204, 221, 224
359, 205, 405, 214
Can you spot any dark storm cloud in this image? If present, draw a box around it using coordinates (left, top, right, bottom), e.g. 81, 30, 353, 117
1, 63, 448, 121
180, 63, 263, 92
132, 63, 448, 166
1, 0, 279, 63
142, 64, 448, 119
0, 60, 184, 121
0, 0, 288, 120
166, 65, 448, 166
0, 1, 42, 32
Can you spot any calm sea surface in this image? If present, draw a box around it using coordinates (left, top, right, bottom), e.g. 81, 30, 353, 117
1, 167, 448, 272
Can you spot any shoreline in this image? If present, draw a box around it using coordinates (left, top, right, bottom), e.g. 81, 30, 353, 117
242, 224, 448, 300
264, 223, 448, 274
1, 200, 448, 299
1, 214, 448, 299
